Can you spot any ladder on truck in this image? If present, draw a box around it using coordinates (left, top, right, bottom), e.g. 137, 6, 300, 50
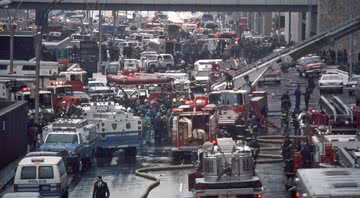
211, 15, 360, 91
319, 95, 353, 123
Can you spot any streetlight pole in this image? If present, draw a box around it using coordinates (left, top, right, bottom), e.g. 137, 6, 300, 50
6, 9, 14, 74
349, 0, 354, 80
98, 9, 102, 72
34, 0, 61, 124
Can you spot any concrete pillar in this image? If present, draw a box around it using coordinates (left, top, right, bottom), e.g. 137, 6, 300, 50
35, 8, 48, 34
291, 12, 303, 42
285, 12, 303, 43
262, 12, 272, 36
305, 11, 312, 38
285, 12, 291, 43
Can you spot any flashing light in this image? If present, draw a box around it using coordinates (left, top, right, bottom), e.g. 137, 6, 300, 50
21, 87, 31, 92
211, 139, 217, 145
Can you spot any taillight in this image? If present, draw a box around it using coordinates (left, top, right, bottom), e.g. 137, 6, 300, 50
295, 192, 300, 198
256, 194, 262, 198
196, 194, 202, 198
56, 183, 61, 191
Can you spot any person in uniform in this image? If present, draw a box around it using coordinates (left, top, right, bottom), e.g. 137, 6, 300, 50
93, 176, 110, 198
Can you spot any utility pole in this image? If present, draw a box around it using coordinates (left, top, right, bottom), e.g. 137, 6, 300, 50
7, 9, 14, 74
349, 0, 354, 80
34, 31, 41, 124
98, 9, 102, 73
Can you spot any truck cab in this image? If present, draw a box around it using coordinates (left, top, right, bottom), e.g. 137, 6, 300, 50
39, 119, 96, 173
144, 54, 175, 72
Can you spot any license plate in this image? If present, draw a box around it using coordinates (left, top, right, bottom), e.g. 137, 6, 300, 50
41, 185, 50, 191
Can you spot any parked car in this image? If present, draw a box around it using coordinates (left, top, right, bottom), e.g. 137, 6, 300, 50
14, 152, 69, 198
318, 73, 343, 93
296, 55, 325, 77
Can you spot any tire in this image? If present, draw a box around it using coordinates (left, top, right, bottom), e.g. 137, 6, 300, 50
72, 159, 82, 173
124, 147, 137, 157
83, 157, 92, 169
62, 190, 69, 198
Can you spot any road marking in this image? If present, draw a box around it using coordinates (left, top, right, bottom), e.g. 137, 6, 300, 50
179, 183, 183, 192
111, 156, 119, 165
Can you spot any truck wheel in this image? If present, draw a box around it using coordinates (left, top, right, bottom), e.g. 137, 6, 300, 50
124, 147, 137, 157
62, 190, 69, 198
83, 157, 92, 169
72, 160, 82, 173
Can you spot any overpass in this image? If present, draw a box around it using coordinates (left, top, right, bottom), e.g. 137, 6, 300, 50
9, 0, 317, 12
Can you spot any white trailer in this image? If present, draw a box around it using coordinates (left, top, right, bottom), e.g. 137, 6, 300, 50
295, 168, 360, 198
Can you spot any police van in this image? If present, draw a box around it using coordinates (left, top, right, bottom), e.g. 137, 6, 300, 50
14, 152, 69, 198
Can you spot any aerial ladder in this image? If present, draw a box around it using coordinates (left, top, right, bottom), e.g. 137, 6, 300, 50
211, 16, 360, 91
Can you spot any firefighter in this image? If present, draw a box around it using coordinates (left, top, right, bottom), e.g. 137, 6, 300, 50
300, 142, 312, 168
291, 112, 300, 136
248, 134, 260, 164
304, 88, 311, 110
294, 84, 301, 111
307, 76, 315, 93
281, 91, 291, 112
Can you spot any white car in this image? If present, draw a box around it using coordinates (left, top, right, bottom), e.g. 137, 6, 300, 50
318, 74, 343, 93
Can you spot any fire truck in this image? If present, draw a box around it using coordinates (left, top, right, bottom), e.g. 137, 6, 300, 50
58, 64, 88, 92
171, 95, 214, 162
47, 81, 81, 112
207, 90, 268, 136
171, 90, 270, 162
188, 138, 263, 198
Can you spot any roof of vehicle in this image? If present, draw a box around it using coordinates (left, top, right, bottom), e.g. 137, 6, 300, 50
1, 192, 41, 198
297, 168, 360, 196
210, 90, 248, 94
19, 156, 62, 166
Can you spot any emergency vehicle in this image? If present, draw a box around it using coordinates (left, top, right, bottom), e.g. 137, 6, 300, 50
293, 168, 360, 198
81, 102, 143, 157
171, 95, 213, 162
40, 119, 96, 173
16, 87, 53, 111
188, 138, 263, 198
47, 81, 81, 112
208, 90, 268, 136
58, 64, 88, 92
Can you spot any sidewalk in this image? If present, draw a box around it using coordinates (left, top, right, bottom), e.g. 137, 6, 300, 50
0, 157, 22, 190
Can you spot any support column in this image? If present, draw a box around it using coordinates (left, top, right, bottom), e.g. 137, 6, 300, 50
291, 12, 303, 42
262, 12, 272, 36
285, 12, 291, 43
305, 11, 312, 38
112, 10, 117, 38
35, 8, 48, 34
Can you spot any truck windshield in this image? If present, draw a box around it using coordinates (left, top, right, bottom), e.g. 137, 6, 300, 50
23, 93, 52, 109
209, 92, 243, 105
46, 133, 79, 144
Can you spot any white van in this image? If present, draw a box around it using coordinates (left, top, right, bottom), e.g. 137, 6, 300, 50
14, 153, 69, 198
1, 192, 42, 198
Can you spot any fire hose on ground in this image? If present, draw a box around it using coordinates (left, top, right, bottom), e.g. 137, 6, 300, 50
135, 164, 194, 198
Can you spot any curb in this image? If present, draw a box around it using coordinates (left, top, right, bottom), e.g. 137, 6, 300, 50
0, 157, 22, 191
135, 164, 194, 198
